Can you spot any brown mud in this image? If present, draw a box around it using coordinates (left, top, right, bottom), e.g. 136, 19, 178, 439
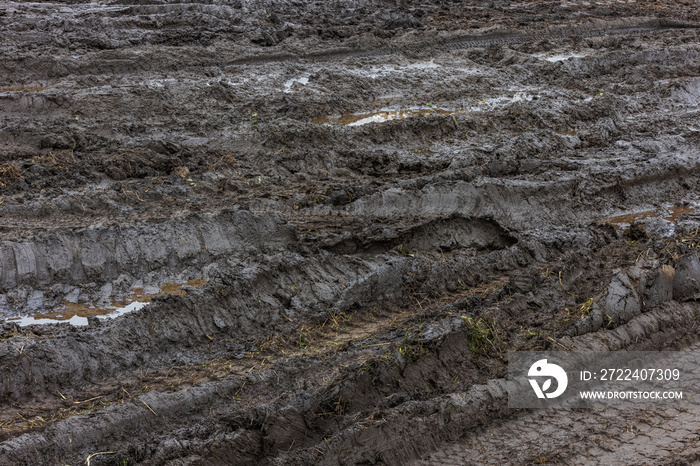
2, 0, 700, 464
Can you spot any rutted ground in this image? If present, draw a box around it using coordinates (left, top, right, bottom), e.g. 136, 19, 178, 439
1, 0, 700, 464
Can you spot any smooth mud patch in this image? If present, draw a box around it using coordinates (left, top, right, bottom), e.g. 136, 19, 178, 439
7, 278, 207, 327
597, 206, 696, 231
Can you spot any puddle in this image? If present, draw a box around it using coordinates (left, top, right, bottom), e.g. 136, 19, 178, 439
411, 146, 437, 155
313, 107, 457, 126
356, 61, 441, 79
1, 84, 47, 93
597, 206, 695, 231
7, 314, 95, 327
314, 92, 534, 126
6, 278, 207, 327
534, 52, 588, 62
283, 75, 309, 93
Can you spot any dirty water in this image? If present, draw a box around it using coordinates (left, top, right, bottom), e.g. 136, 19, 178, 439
283, 75, 309, 92
533, 52, 588, 62
6, 279, 207, 327
315, 92, 534, 126
313, 107, 457, 126
1, 85, 47, 93
597, 206, 696, 230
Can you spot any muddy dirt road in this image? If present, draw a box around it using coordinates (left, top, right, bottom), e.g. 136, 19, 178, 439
2, 1, 700, 464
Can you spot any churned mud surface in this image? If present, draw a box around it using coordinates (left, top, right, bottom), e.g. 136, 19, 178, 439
2, 0, 700, 464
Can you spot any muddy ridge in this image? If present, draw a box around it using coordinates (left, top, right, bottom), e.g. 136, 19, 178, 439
2, 0, 700, 465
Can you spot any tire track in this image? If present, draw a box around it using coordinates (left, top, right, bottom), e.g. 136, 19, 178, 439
410, 309, 700, 466
229, 18, 700, 66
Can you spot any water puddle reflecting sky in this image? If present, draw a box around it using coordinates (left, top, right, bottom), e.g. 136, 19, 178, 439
314, 92, 534, 126
6, 278, 207, 327
533, 52, 588, 62
597, 206, 696, 232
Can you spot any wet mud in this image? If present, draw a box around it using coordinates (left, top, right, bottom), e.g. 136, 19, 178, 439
2, 0, 700, 464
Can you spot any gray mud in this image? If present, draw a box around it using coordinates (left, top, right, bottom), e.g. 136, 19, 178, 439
2, 0, 700, 465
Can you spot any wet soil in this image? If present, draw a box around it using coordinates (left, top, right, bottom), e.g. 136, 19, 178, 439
2, 0, 700, 464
